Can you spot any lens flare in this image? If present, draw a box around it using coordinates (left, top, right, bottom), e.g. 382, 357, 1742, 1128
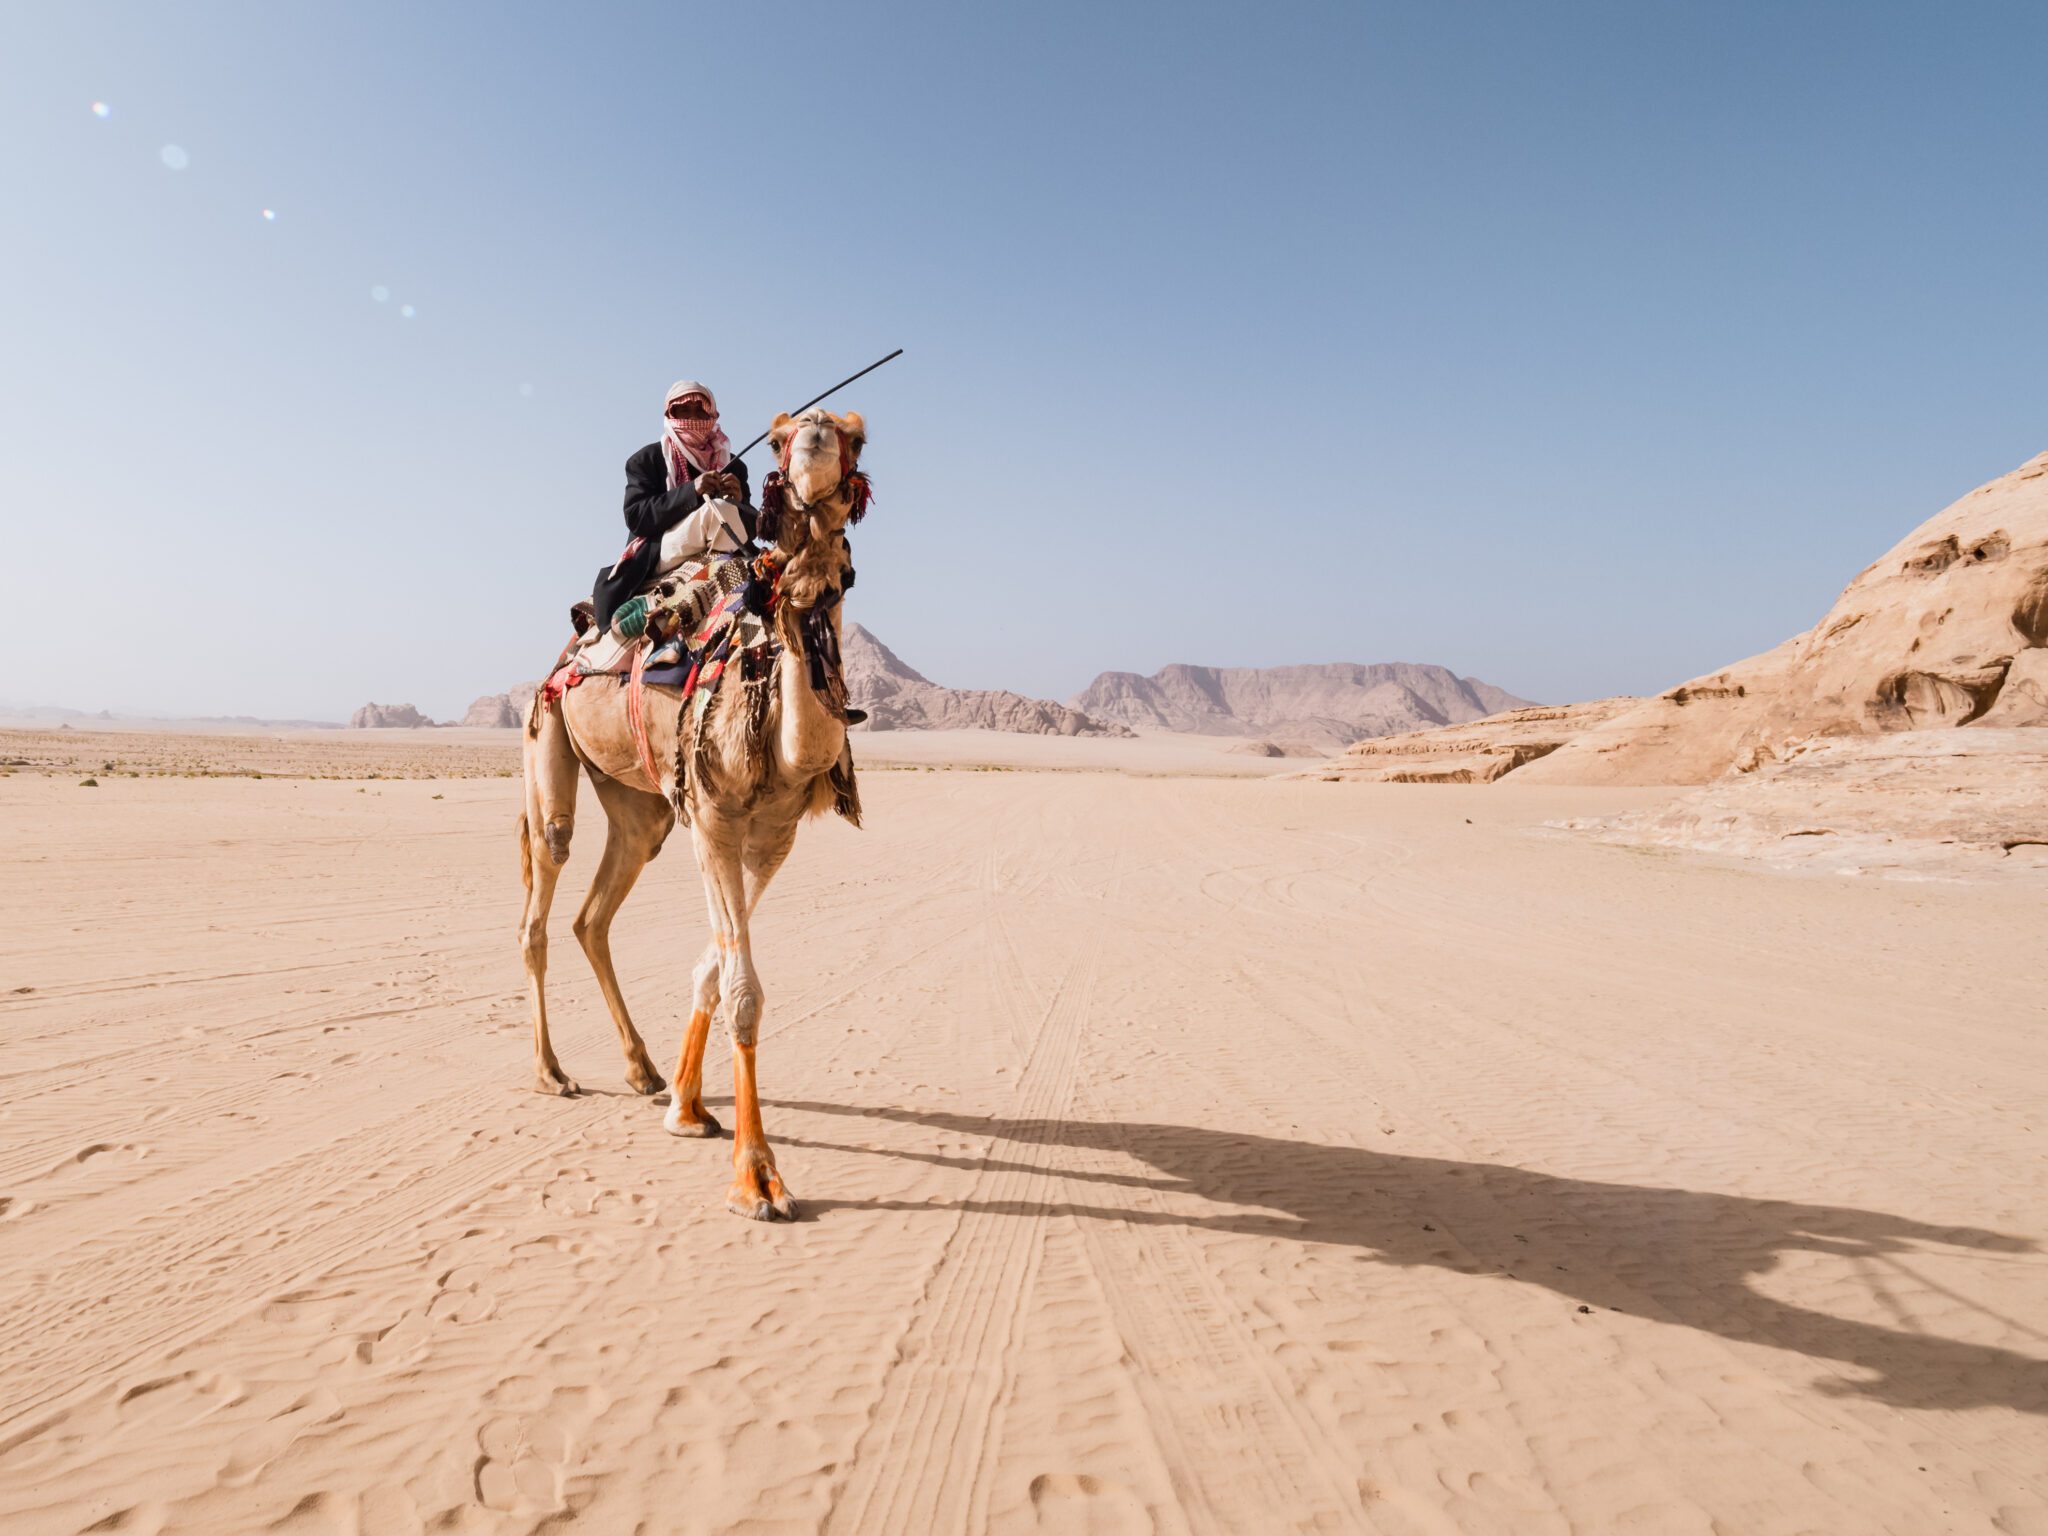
160, 145, 189, 170
91, 102, 111, 119
400, 305, 416, 319
370, 285, 390, 303
261, 208, 276, 222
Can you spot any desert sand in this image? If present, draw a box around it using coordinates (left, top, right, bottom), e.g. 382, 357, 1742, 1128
2, 728, 2044, 1535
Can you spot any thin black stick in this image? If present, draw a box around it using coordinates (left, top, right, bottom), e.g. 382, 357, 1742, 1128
730, 348, 904, 461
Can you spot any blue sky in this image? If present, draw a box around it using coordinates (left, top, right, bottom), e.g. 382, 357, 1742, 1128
2, 2, 2043, 721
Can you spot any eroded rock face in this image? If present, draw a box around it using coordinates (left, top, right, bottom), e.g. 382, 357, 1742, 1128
348, 702, 436, 729
1509, 449, 2048, 785
1557, 730, 2048, 882
1069, 662, 1532, 746
842, 625, 1134, 737
1308, 698, 1638, 783
461, 683, 539, 729
462, 696, 520, 728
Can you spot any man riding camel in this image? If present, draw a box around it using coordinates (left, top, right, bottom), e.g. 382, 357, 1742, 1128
589, 380, 755, 636
576, 377, 865, 721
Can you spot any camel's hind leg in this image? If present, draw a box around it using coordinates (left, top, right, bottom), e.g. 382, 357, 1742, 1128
663, 941, 724, 1137
575, 777, 672, 1096
520, 703, 581, 1095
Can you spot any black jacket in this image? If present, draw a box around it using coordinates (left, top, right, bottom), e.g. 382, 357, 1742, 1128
593, 444, 754, 628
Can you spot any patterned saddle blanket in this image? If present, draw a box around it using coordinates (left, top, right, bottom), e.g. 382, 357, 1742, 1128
550, 550, 775, 699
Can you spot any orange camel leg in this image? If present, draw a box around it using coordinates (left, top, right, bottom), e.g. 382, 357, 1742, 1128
726, 1043, 794, 1220
663, 1006, 722, 1137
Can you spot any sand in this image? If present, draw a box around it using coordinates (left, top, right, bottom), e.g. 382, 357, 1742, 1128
1, 730, 2044, 1534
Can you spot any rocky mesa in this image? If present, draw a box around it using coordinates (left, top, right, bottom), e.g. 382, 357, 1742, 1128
1069, 662, 1531, 747
349, 702, 437, 729
461, 683, 539, 729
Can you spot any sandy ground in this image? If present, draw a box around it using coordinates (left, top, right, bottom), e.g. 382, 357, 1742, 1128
1, 736, 2045, 1534
0, 724, 1285, 780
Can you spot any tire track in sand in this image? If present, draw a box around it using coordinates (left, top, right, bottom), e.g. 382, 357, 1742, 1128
820, 932, 1100, 1536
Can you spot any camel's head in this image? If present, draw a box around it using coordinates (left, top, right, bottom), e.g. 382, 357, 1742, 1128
769, 408, 866, 510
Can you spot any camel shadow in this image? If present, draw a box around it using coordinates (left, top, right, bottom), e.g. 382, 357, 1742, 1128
772, 1100, 2047, 1415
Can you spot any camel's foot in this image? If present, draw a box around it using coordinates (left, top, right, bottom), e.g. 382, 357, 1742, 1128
625, 1058, 666, 1096
725, 1157, 795, 1222
663, 1096, 723, 1138
533, 1063, 581, 1097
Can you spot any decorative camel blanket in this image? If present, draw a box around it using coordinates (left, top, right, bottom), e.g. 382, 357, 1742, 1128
540, 551, 770, 703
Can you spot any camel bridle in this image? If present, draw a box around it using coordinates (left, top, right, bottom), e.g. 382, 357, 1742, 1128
762, 416, 873, 535
775, 417, 858, 492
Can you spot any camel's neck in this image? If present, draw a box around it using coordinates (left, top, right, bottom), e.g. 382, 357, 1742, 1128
771, 492, 853, 775
775, 600, 846, 776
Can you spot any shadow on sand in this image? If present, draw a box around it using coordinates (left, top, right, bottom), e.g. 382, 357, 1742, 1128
770, 1099, 2047, 1415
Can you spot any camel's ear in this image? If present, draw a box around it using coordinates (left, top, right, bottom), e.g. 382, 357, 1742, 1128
767, 411, 795, 453
835, 411, 866, 457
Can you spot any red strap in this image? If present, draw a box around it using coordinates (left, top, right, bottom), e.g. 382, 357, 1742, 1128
627, 643, 662, 789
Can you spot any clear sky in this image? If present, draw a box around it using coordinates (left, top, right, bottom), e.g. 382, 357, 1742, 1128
3, 2, 2043, 721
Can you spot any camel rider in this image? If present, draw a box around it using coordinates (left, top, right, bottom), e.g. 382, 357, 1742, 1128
589, 380, 755, 637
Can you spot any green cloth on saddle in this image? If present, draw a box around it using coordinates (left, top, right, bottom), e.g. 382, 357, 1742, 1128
611, 595, 650, 640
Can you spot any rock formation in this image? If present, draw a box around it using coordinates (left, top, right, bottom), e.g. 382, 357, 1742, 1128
1070, 662, 1532, 747
1320, 698, 1639, 783
1561, 729, 2048, 881
1322, 448, 2048, 788
349, 703, 436, 729
1511, 449, 2048, 785
844, 625, 1133, 737
462, 683, 539, 729
1227, 738, 1331, 759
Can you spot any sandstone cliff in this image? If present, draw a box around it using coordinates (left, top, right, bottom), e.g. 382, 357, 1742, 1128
1316, 449, 2048, 807
1508, 448, 2048, 785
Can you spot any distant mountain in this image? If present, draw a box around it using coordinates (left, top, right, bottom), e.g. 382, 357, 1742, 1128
1068, 662, 1534, 747
0, 701, 342, 730
349, 702, 437, 729
844, 626, 1134, 737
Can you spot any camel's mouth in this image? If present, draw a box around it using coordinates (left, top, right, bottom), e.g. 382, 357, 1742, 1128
789, 461, 846, 507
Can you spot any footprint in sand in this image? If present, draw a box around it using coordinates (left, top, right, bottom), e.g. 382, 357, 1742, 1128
427, 1264, 499, 1325
259, 1286, 357, 1329
472, 1411, 572, 1513
1026, 1472, 1153, 1534
216, 1388, 343, 1487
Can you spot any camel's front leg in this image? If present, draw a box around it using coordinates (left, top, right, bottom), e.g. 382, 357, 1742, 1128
691, 811, 795, 1220
728, 1035, 793, 1220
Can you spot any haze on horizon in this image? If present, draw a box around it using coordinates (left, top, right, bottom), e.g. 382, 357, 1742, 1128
2, 2, 2044, 724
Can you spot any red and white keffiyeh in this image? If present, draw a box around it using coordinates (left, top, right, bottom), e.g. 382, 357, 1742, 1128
661, 379, 731, 489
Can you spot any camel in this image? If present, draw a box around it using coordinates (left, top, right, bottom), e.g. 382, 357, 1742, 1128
516, 407, 870, 1221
